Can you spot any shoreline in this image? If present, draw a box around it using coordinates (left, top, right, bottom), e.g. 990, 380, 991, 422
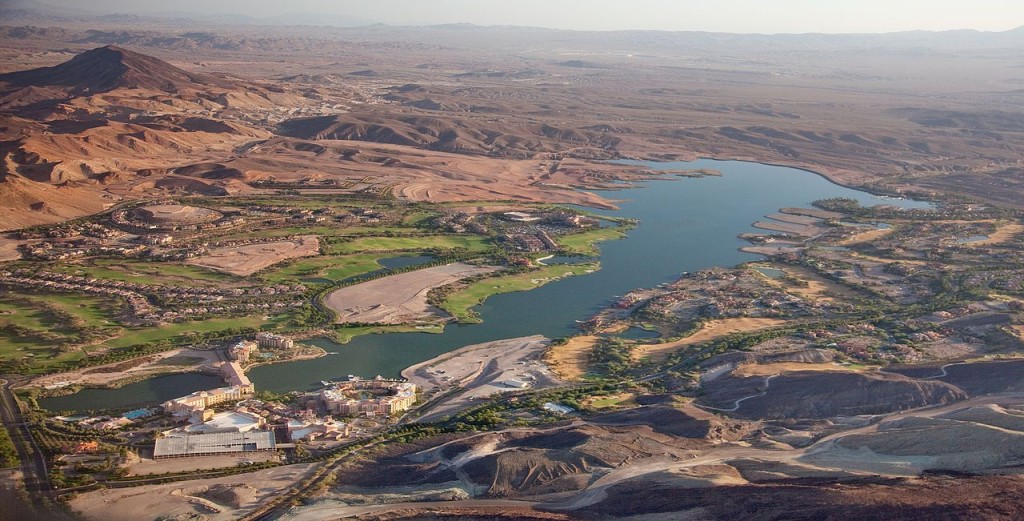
33, 346, 328, 408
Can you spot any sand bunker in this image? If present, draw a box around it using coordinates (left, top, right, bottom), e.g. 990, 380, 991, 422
187, 235, 320, 276
325, 262, 497, 324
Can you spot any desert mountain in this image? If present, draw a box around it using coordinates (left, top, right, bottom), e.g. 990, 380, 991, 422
0, 46, 288, 230
0, 45, 233, 96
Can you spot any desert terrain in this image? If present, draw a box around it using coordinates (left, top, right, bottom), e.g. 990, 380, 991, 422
2, 6, 1024, 521
188, 235, 320, 276
1, 21, 1024, 230
324, 262, 497, 324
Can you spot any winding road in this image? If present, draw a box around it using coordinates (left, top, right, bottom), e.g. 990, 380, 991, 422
926, 362, 963, 379
697, 374, 779, 412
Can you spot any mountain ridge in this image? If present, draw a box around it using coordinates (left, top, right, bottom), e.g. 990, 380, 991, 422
0, 44, 232, 95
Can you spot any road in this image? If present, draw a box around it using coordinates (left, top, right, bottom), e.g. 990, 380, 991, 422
0, 378, 59, 516
696, 374, 778, 412
926, 361, 964, 379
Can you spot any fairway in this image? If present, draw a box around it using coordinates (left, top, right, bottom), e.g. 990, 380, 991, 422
327, 235, 493, 254
441, 263, 599, 323
556, 227, 626, 255
261, 254, 392, 284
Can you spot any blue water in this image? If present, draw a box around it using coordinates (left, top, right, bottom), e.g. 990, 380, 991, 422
40, 159, 929, 410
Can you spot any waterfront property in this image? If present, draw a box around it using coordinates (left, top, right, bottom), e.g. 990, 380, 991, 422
180, 410, 265, 434
162, 385, 254, 417
153, 431, 276, 459
321, 376, 416, 416
286, 418, 350, 441
256, 332, 294, 350
229, 340, 256, 362
162, 361, 254, 416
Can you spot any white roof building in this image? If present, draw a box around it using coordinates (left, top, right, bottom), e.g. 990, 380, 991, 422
154, 431, 276, 459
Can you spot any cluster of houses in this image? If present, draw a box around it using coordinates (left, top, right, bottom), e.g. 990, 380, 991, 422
20, 240, 149, 261
2, 270, 305, 325
0, 270, 155, 319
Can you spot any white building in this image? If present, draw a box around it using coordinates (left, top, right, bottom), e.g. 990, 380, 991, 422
154, 431, 276, 459
256, 332, 294, 350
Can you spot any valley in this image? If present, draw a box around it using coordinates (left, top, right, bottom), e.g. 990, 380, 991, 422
1, 11, 1024, 521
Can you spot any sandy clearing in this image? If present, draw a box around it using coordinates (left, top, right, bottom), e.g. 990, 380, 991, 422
0, 236, 23, 261
128, 452, 280, 476
971, 223, 1024, 246
741, 245, 804, 256
70, 462, 319, 521
764, 264, 861, 302
838, 226, 895, 245
765, 213, 822, 226
849, 252, 928, 266
633, 318, 788, 362
280, 499, 552, 521
733, 362, 859, 377
403, 335, 561, 423
545, 335, 600, 380
325, 262, 498, 324
1010, 325, 1024, 342
187, 235, 320, 276
752, 220, 822, 236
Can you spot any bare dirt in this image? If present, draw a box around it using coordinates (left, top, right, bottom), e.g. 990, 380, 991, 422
732, 362, 854, 377
402, 335, 562, 423
69, 462, 319, 521
0, 236, 23, 261
699, 370, 967, 419
187, 235, 320, 276
544, 335, 599, 380
5, 26, 1024, 230
573, 475, 1024, 520
971, 223, 1024, 246
325, 263, 498, 324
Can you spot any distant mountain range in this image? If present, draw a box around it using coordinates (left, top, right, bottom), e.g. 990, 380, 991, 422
0, 45, 234, 95
0, 0, 377, 28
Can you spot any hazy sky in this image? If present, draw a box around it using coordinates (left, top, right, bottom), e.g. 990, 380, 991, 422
47, 0, 1024, 33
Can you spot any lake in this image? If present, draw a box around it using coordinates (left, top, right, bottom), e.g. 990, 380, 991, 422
40, 159, 929, 411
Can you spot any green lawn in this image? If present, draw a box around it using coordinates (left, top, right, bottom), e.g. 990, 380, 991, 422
329, 324, 442, 344
402, 210, 438, 226
556, 227, 627, 255
242, 226, 422, 241
327, 235, 493, 255
440, 263, 599, 323
97, 315, 283, 349
260, 254, 388, 284
0, 292, 121, 372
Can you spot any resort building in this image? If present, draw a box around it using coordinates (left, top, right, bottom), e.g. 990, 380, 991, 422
320, 376, 417, 417
222, 361, 253, 389
228, 340, 256, 362
153, 431, 276, 459
181, 410, 265, 434
162, 385, 255, 416
286, 419, 350, 441
256, 332, 294, 350
162, 360, 254, 417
